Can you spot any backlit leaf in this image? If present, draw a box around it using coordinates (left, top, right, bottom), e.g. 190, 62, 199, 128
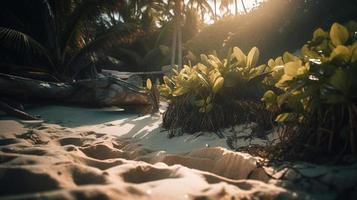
146, 79, 152, 90
247, 47, 259, 68
330, 23, 349, 46
212, 77, 224, 93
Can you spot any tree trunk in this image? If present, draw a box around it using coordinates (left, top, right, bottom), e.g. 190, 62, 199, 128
177, 22, 183, 69
170, 24, 177, 69
240, 0, 247, 14
0, 73, 150, 107
235, 0, 238, 15
214, 0, 217, 20
0, 100, 39, 120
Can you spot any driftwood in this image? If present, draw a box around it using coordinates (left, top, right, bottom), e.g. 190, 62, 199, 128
0, 100, 39, 120
0, 73, 151, 107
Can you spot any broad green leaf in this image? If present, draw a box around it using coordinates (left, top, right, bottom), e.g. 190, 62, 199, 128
233, 47, 247, 64
330, 23, 349, 46
197, 63, 208, 73
209, 71, 221, 84
208, 55, 223, 68
173, 87, 189, 96
275, 113, 294, 123
301, 45, 320, 58
268, 59, 275, 68
159, 85, 172, 96
283, 52, 299, 63
146, 79, 152, 90
275, 56, 284, 65
247, 47, 260, 68
313, 28, 328, 40
200, 54, 209, 63
262, 90, 277, 104
330, 45, 351, 63
163, 76, 173, 86
212, 77, 224, 93
284, 60, 302, 77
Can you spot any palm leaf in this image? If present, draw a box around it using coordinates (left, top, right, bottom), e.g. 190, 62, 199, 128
0, 27, 54, 68
59, 0, 117, 55
65, 23, 142, 70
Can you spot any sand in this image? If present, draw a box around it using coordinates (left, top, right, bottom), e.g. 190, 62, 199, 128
1, 105, 356, 199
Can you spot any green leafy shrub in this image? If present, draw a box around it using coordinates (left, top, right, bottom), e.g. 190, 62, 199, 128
262, 22, 357, 159
159, 47, 271, 137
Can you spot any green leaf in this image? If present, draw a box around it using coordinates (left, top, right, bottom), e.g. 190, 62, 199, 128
262, 90, 277, 103
146, 79, 152, 90
173, 87, 189, 96
268, 59, 275, 68
330, 23, 349, 46
275, 56, 284, 65
283, 52, 299, 63
284, 60, 302, 77
163, 76, 173, 86
212, 76, 224, 93
313, 28, 328, 40
247, 47, 260, 68
301, 45, 320, 58
330, 45, 351, 63
275, 113, 294, 123
233, 47, 247, 64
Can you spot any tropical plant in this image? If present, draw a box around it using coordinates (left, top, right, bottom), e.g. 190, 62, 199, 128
159, 46, 270, 137
262, 22, 357, 159
0, 0, 141, 81
186, 0, 357, 63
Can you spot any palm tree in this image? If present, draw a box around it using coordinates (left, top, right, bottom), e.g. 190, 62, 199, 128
0, 0, 140, 80
214, 0, 218, 20
241, 0, 248, 14
187, 0, 214, 21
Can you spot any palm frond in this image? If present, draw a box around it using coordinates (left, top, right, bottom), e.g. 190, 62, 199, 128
60, 0, 117, 55
65, 23, 142, 70
0, 27, 54, 68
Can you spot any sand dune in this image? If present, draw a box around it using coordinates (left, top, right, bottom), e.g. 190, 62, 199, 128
0, 123, 296, 200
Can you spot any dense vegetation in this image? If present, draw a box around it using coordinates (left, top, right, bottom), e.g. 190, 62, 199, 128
159, 47, 270, 137
160, 21, 357, 160
262, 22, 357, 159
186, 0, 357, 62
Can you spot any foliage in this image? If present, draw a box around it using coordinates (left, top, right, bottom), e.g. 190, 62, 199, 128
0, 0, 143, 81
159, 46, 270, 137
186, 0, 357, 63
262, 22, 357, 159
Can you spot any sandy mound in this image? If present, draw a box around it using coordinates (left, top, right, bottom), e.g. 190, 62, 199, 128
0, 123, 296, 200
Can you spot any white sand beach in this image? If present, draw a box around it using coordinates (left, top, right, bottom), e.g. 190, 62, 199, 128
0, 105, 356, 200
